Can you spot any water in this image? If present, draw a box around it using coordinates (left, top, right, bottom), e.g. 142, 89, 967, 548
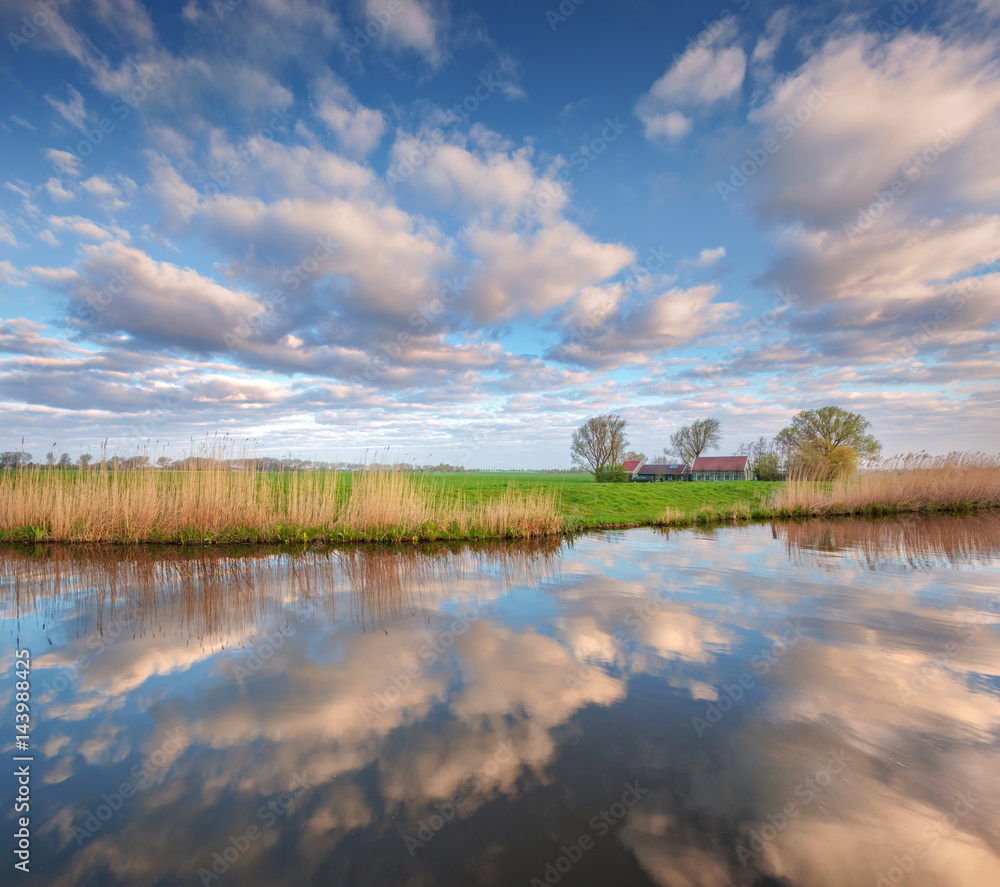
2, 515, 999, 886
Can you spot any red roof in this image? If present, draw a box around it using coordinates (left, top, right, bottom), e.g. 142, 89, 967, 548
622, 460, 641, 472
691, 455, 749, 471
637, 463, 689, 474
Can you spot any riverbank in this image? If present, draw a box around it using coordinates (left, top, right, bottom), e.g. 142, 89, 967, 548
1, 453, 997, 544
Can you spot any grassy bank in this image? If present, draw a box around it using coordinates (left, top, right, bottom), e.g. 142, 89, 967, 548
1, 453, 997, 544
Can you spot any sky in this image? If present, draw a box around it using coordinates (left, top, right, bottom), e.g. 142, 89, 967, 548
1, 0, 999, 468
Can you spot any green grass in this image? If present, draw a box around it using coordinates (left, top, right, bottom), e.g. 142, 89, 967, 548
415, 473, 785, 531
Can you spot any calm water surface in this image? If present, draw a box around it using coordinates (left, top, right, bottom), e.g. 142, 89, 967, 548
2, 516, 1000, 886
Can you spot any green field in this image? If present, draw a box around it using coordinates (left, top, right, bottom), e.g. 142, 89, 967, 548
418, 473, 785, 531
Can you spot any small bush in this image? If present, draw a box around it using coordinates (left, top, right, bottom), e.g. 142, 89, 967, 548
595, 466, 628, 484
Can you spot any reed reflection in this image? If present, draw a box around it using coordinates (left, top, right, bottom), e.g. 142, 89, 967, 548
0, 539, 562, 641
774, 512, 1000, 570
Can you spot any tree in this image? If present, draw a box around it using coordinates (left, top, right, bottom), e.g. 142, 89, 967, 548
78, 453, 93, 470
156, 456, 171, 470
57, 453, 73, 470
623, 451, 646, 465
571, 414, 630, 478
775, 406, 881, 479
754, 452, 782, 481
46, 452, 56, 469
669, 418, 722, 464
737, 436, 783, 481
0, 451, 32, 469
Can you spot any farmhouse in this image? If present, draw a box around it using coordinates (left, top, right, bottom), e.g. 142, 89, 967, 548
689, 455, 749, 481
633, 463, 690, 482
624, 455, 751, 482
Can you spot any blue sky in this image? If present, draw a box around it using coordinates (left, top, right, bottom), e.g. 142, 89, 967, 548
1, 0, 999, 467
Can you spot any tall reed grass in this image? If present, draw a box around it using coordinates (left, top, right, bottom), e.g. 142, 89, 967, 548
0, 448, 562, 543
773, 452, 1000, 516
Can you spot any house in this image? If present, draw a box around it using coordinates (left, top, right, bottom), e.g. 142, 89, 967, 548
689, 455, 749, 481
622, 460, 642, 479
632, 463, 690, 482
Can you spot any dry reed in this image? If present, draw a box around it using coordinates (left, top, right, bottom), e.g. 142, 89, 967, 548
773, 452, 1000, 516
0, 449, 561, 544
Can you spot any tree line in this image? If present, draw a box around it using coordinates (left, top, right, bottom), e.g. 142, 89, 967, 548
0, 452, 485, 473
571, 406, 882, 482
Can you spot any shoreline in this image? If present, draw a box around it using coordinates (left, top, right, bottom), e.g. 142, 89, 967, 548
2, 499, 995, 547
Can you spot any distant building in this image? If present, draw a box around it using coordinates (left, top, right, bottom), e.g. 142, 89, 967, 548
632, 463, 690, 482
625, 455, 752, 482
690, 455, 749, 481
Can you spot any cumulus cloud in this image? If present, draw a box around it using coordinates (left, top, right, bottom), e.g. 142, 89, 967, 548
363, 0, 447, 65
312, 75, 386, 156
637, 21, 747, 140
548, 282, 739, 369
743, 29, 1000, 363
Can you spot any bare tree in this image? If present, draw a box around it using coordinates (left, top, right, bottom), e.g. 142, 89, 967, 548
737, 436, 784, 481
0, 451, 32, 469
78, 453, 93, 470
571, 414, 630, 476
669, 418, 722, 464
57, 453, 74, 470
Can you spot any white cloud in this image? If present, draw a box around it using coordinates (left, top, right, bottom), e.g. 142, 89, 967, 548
313, 75, 386, 156
637, 40, 746, 140
80, 175, 137, 212
46, 215, 130, 243
696, 246, 726, 267
10, 114, 36, 131
45, 149, 82, 178
363, 0, 446, 65
743, 29, 1000, 363
44, 178, 75, 202
0, 261, 27, 286
44, 85, 87, 131
549, 282, 738, 369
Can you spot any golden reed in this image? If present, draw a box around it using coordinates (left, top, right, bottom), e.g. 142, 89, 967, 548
0, 447, 561, 543
773, 452, 1000, 515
